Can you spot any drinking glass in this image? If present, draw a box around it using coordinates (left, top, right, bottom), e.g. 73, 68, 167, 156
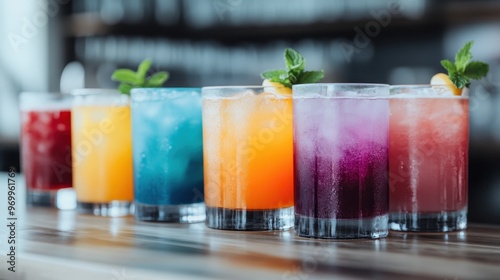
71, 89, 133, 216
293, 84, 390, 239
389, 85, 468, 232
202, 86, 294, 230
131, 88, 205, 223
20, 92, 75, 209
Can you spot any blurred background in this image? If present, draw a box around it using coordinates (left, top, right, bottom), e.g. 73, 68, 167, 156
0, 0, 499, 224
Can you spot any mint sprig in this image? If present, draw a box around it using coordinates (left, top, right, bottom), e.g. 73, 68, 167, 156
111, 59, 169, 95
261, 48, 324, 88
440, 41, 489, 88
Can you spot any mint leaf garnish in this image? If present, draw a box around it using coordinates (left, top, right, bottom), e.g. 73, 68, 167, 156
111, 59, 170, 95
261, 70, 288, 81
440, 60, 456, 75
440, 40, 489, 89
137, 59, 151, 80
118, 83, 133, 95
261, 48, 324, 89
297, 71, 325, 84
455, 41, 473, 72
111, 69, 141, 85
464, 61, 489, 80
285, 48, 305, 77
450, 72, 469, 88
146, 72, 169, 87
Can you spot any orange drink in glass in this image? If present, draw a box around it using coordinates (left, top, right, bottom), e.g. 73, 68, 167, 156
71, 89, 133, 216
202, 86, 294, 230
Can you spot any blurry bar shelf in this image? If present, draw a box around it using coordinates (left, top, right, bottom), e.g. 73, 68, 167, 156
65, 12, 443, 41
444, 2, 500, 24
64, 2, 500, 40
2, 173, 500, 280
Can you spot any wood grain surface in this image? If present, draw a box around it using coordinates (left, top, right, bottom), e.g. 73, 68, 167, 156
1, 174, 499, 280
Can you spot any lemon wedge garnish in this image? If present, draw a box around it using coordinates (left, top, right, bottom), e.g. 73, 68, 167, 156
430, 73, 462, 96
262, 79, 292, 95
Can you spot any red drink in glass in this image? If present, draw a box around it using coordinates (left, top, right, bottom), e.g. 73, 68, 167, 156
20, 92, 73, 208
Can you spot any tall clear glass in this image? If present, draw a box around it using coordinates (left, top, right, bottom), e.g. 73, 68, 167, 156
389, 85, 468, 232
202, 86, 294, 230
20, 92, 75, 209
71, 89, 133, 216
293, 84, 390, 239
131, 88, 205, 223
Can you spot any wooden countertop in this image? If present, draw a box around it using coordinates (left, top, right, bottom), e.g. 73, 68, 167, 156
1, 173, 500, 280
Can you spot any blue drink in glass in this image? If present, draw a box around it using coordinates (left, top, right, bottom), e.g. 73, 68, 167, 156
131, 88, 205, 222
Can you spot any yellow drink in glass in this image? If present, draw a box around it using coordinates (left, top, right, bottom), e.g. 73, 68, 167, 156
71, 89, 133, 216
202, 86, 294, 230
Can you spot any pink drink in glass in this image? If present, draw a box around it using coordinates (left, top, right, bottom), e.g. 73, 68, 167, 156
389, 85, 468, 232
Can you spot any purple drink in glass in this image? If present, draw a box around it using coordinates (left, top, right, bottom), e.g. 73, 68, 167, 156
293, 84, 390, 239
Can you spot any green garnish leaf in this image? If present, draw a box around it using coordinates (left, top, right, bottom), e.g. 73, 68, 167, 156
455, 41, 473, 72
285, 48, 305, 76
261, 70, 288, 81
439, 40, 489, 89
297, 70, 325, 84
111, 69, 141, 85
261, 48, 324, 89
137, 59, 152, 82
146, 72, 169, 87
464, 61, 489, 80
440, 59, 456, 75
450, 72, 469, 88
118, 83, 133, 95
111, 59, 169, 95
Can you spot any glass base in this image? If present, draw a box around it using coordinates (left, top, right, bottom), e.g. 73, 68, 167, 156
135, 201, 206, 223
77, 201, 133, 217
389, 208, 467, 232
206, 206, 294, 231
27, 189, 77, 210
294, 214, 389, 239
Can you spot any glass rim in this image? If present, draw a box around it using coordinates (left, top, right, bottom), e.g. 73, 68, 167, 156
390, 84, 469, 98
293, 83, 390, 88
131, 87, 202, 101
390, 84, 459, 88
293, 83, 390, 98
131, 87, 201, 92
71, 88, 121, 96
202, 85, 288, 90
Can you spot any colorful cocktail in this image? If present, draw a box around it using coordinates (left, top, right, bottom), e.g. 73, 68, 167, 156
20, 92, 74, 209
71, 89, 133, 216
389, 85, 468, 232
202, 86, 294, 230
293, 84, 390, 239
131, 88, 205, 222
